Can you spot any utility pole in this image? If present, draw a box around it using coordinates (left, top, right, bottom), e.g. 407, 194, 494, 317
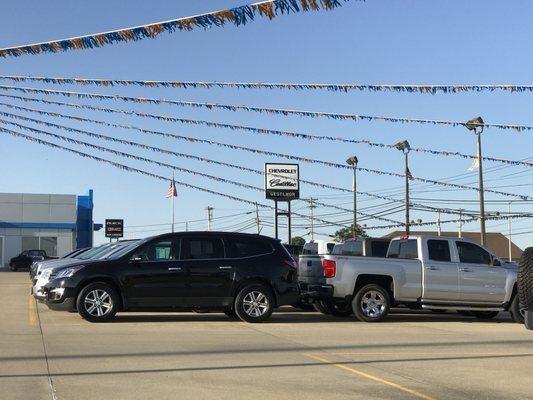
508, 202, 512, 262
308, 198, 316, 240
185, 221, 189, 232
394, 140, 411, 235
255, 202, 261, 234
458, 209, 463, 238
466, 117, 486, 246
436, 209, 441, 236
205, 206, 214, 231
346, 156, 358, 238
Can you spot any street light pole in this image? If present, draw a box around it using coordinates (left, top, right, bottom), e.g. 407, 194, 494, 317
466, 117, 486, 246
346, 156, 358, 238
394, 141, 411, 235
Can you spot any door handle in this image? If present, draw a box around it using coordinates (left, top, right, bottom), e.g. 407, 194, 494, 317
459, 268, 472, 272
168, 267, 182, 271
219, 266, 233, 270
425, 266, 440, 270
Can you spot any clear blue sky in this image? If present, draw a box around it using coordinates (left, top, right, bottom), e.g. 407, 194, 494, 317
0, 0, 532, 249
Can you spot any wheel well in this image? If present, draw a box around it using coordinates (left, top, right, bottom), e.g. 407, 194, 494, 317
77, 277, 124, 311
233, 278, 278, 307
353, 275, 394, 299
505, 283, 518, 310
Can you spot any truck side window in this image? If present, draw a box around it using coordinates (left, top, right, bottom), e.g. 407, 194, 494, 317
341, 240, 363, 256
388, 240, 418, 259
427, 240, 451, 262
456, 241, 491, 265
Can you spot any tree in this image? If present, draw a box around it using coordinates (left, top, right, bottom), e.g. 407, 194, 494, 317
291, 236, 306, 245
333, 224, 367, 242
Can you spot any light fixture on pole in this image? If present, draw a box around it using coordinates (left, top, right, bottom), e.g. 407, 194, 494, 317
346, 155, 358, 238
465, 116, 486, 246
394, 140, 412, 235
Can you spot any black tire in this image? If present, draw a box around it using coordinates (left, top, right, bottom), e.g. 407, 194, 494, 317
76, 282, 119, 323
525, 310, 533, 330
234, 284, 274, 323
10, 264, 17, 272
313, 300, 332, 315
471, 311, 499, 319
352, 284, 390, 322
293, 299, 315, 311
518, 247, 533, 309
223, 308, 239, 319
509, 295, 525, 324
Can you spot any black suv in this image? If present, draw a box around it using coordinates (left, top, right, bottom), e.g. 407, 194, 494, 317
43, 232, 299, 323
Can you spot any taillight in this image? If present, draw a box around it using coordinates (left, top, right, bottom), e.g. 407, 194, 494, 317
322, 259, 336, 278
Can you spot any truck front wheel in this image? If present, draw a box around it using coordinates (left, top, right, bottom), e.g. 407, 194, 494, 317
352, 284, 390, 322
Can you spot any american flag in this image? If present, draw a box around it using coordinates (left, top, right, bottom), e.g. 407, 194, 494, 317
166, 179, 177, 198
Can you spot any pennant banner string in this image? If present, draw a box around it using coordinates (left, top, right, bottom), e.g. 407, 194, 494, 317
0, 107, 527, 200
0, 84, 530, 132
1, 97, 483, 215
0, 117, 403, 225
0, 103, 481, 218
2, 124, 528, 232
0, 0, 354, 58
1, 75, 532, 95
1, 99, 529, 168
0, 125, 353, 228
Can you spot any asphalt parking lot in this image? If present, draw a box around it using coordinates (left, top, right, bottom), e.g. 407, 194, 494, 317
1, 272, 532, 400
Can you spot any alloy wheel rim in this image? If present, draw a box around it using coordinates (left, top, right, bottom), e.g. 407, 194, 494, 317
360, 290, 386, 318
84, 289, 113, 317
242, 291, 269, 317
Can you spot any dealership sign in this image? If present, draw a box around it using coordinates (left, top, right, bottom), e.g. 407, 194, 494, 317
265, 163, 299, 200
105, 219, 124, 238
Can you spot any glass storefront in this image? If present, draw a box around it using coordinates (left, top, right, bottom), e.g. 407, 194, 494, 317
21, 236, 58, 257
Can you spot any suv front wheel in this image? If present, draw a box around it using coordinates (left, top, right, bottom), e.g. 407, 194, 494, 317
76, 282, 119, 323
352, 284, 391, 322
234, 284, 274, 323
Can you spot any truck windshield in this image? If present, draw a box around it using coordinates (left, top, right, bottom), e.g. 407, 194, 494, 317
388, 239, 418, 259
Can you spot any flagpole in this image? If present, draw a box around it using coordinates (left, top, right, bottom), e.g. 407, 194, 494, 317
171, 172, 175, 233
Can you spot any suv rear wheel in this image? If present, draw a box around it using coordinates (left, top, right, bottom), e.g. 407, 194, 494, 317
352, 284, 390, 322
234, 284, 274, 323
76, 282, 119, 323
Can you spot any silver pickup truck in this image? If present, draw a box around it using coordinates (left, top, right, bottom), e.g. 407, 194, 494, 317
300, 235, 523, 322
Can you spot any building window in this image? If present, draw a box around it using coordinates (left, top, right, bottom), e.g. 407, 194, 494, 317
40, 237, 58, 257
21, 236, 58, 257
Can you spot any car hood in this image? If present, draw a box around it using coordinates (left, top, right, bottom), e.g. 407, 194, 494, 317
38, 258, 86, 271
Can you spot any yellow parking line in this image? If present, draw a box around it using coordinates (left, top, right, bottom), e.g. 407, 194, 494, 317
304, 353, 436, 400
28, 295, 37, 326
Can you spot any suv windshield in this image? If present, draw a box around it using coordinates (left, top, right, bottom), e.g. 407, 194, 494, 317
104, 240, 144, 260
75, 244, 113, 260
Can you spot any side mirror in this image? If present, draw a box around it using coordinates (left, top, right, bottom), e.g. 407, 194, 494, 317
492, 258, 501, 267
130, 254, 144, 263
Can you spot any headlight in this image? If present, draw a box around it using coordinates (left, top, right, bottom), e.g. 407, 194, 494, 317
55, 265, 85, 279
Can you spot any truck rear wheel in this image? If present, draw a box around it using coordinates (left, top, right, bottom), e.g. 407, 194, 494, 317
352, 284, 390, 322
518, 247, 533, 310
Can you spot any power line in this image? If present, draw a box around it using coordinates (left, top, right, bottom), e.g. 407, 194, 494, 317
0, 84, 532, 132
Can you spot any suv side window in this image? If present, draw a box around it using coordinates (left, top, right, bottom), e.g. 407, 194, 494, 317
456, 241, 491, 265
229, 237, 273, 258
388, 239, 418, 259
427, 240, 451, 262
181, 237, 224, 260
136, 238, 179, 261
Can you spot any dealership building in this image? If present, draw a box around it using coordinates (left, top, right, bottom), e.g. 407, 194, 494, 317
0, 190, 94, 268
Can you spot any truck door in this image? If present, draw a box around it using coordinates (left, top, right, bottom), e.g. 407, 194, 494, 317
455, 241, 507, 303
423, 239, 459, 301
